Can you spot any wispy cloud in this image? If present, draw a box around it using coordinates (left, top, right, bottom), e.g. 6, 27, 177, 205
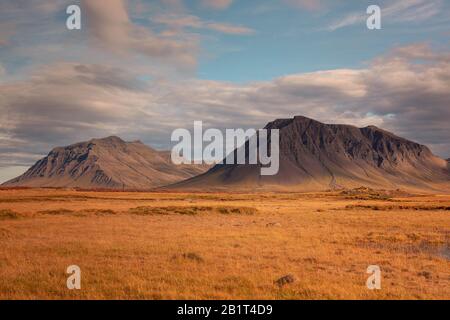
152, 14, 255, 35
282, 0, 323, 11
328, 0, 443, 31
0, 22, 15, 46
200, 0, 234, 10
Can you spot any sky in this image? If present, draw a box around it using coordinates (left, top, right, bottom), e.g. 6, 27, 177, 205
0, 0, 450, 183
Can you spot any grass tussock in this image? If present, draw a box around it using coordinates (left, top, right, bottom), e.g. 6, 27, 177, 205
0, 195, 90, 203
339, 187, 412, 200
0, 209, 20, 220
129, 206, 258, 216
80, 209, 117, 216
0, 227, 12, 238
38, 209, 75, 216
346, 204, 450, 211
172, 252, 205, 263
38, 208, 117, 216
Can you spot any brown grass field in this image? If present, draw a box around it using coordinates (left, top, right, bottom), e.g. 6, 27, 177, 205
0, 188, 448, 300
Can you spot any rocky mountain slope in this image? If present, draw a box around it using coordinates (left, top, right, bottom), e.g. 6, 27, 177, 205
3, 136, 208, 189
173, 116, 450, 192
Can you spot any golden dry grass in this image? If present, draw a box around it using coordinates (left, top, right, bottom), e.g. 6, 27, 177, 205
0, 188, 448, 300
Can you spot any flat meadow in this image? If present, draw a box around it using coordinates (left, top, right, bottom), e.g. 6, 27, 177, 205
0, 188, 448, 299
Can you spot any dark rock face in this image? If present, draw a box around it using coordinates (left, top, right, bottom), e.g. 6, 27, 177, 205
175, 116, 450, 192
3, 136, 208, 189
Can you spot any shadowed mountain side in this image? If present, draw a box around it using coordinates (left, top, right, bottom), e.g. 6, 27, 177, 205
169, 116, 450, 192
3, 136, 209, 189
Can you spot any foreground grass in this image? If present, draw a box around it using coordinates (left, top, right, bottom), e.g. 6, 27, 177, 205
0, 188, 448, 299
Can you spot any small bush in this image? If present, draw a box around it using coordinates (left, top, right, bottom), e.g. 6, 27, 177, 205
0, 209, 20, 220
181, 252, 204, 262
216, 206, 258, 215
81, 209, 117, 215
275, 274, 295, 287
172, 252, 204, 263
38, 209, 75, 215
345, 204, 450, 211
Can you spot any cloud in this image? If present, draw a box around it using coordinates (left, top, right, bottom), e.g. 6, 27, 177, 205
387, 43, 450, 62
200, 0, 233, 10
81, 0, 198, 69
1, 44, 450, 181
0, 0, 200, 75
328, 0, 443, 31
0, 1, 65, 47
0, 63, 156, 162
0, 23, 15, 46
382, 0, 442, 22
0, 0, 65, 16
160, 0, 185, 11
152, 14, 255, 35
282, 0, 323, 11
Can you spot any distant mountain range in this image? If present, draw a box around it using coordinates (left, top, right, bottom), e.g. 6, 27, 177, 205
173, 116, 450, 192
2, 136, 208, 189
3, 116, 450, 192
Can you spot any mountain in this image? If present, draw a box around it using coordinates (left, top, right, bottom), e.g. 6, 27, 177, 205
172, 116, 450, 192
2, 136, 208, 189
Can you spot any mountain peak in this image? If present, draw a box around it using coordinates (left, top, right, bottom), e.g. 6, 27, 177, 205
90, 136, 125, 144
363, 125, 380, 130
293, 115, 316, 122
264, 115, 318, 130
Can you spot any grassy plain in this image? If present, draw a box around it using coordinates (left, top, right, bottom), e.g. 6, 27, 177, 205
0, 188, 448, 299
